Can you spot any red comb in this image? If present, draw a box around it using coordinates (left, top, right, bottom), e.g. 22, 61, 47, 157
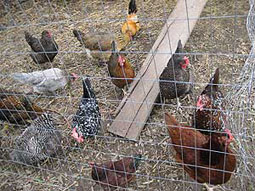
118, 55, 125, 66
47, 31, 52, 37
196, 96, 203, 111
183, 56, 190, 65
224, 129, 234, 142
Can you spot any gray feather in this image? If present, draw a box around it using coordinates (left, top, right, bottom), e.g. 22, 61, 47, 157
11, 68, 70, 94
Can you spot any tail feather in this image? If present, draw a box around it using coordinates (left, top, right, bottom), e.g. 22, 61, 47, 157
82, 77, 96, 99
170, 40, 184, 65
133, 154, 142, 169
11, 73, 31, 84
128, 0, 137, 14
165, 113, 183, 146
24, 31, 34, 46
202, 68, 220, 94
111, 41, 118, 53
73, 29, 84, 42
176, 40, 183, 53
165, 112, 180, 128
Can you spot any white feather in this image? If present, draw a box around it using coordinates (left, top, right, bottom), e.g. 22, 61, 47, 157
11, 68, 69, 94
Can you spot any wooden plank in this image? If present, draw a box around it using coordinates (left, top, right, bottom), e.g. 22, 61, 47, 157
126, 0, 208, 140
108, 0, 208, 139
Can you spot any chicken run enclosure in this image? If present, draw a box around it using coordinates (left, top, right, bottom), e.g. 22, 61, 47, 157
0, 0, 254, 190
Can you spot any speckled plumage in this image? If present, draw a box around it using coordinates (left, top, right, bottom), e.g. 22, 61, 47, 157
159, 40, 193, 101
10, 112, 63, 165
71, 77, 101, 143
193, 68, 227, 134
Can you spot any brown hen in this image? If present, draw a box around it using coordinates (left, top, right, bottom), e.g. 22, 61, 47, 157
165, 113, 236, 186
90, 154, 142, 191
0, 88, 43, 125
107, 41, 135, 89
73, 29, 130, 55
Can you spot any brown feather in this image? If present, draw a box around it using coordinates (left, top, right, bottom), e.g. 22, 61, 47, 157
91, 156, 140, 190
121, 13, 140, 38
165, 112, 236, 185
0, 88, 43, 124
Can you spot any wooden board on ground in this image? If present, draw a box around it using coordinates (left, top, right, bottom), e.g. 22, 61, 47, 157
108, 0, 208, 140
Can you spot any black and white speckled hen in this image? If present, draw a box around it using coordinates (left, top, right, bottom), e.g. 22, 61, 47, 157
159, 40, 192, 101
25, 30, 58, 64
193, 68, 227, 134
10, 112, 63, 165
71, 77, 101, 143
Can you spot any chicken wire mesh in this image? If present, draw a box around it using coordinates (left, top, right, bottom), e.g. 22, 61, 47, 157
0, 0, 254, 191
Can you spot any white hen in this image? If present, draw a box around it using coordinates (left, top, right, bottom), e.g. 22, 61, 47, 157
11, 68, 78, 94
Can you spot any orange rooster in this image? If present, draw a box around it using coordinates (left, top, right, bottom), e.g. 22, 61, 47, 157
165, 113, 236, 190
121, 0, 140, 40
107, 41, 135, 91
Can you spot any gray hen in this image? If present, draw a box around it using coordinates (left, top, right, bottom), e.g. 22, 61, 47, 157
10, 112, 63, 165
11, 68, 78, 95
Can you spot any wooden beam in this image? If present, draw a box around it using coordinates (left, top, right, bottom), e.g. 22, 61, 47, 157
108, 0, 208, 140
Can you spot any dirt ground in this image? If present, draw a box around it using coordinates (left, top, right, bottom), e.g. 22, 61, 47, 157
0, 0, 253, 190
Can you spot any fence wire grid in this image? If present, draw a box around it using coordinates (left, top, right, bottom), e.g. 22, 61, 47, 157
0, 0, 254, 191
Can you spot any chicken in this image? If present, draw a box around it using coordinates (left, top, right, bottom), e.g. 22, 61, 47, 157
193, 68, 226, 134
121, 0, 140, 40
71, 77, 101, 143
165, 113, 236, 187
10, 112, 63, 165
90, 154, 142, 191
0, 88, 43, 125
11, 68, 78, 95
159, 40, 192, 102
25, 30, 58, 64
73, 29, 130, 61
107, 41, 135, 90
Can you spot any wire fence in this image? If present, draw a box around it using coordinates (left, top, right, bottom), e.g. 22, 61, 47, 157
0, 0, 254, 190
